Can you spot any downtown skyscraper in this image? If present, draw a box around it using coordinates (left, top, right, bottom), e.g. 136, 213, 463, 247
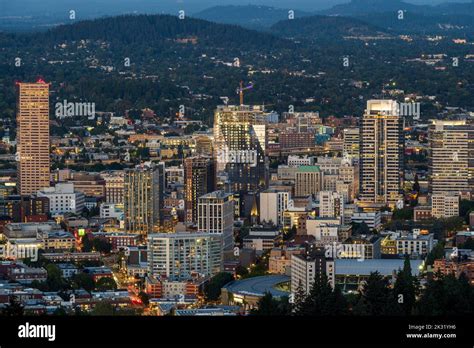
213, 105, 267, 216
124, 162, 164, 236
197, 191, 234, 250
184, 156, 216, 224
359, 100, 404, 207
16, 81, 50, 195
428, 120, 473, 198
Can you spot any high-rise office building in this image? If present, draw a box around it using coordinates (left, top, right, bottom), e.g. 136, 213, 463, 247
259, 188, 290, 226
428, 120, 473, 197
359, 100, 404, 207
16, 81, 50, 195
184, 156, 215, 224
319, 191, 344, 222
124, 163, 164, 236
198, 191, 234, 250
102, 171, 125, 204
147, 232, 223, 281
343, 128, 360, 160
213, 105, 267, 210
295, 166, 322, 198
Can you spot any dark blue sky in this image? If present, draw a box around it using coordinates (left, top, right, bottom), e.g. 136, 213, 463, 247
1, 0, 470, 16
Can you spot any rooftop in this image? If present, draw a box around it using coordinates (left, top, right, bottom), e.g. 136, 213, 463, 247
297, 165, 320, 173
223, 275, 290, 298
335, 259, 423, 276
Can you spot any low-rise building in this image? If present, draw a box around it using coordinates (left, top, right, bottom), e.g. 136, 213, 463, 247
396, 231, 435, 257
290, 250, 334, 295
57, 263, 79, 279
268, 247, 304, 275
431, 192, 459, 219
37, 183, 85, 215
351, 211, 382, 230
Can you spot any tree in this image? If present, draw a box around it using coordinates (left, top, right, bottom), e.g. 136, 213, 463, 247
45, 264, 66, 291
460, 199, 474, 224
292, 281, 307, 314
393, 257, 417, 315
72, 273, 95, 292
353, 222, 370, 235
138, 291, 150, 306
81, 236, 93, 252
91, 302, 116, 316
95, 277, 117, 291
296, 273, 348, 316
356, 272, 396, 316
283, 225, 297, 241
417, 273, 474, 316
459, 238, 474, 250
92, 238, 112, 254
251, 292, 291, 316
53, 307, 67, 316
413, 174, 420, 192
392, 207, 414, 221
235, 265, 249, 278
2, 295, 24, 316
252, 292, 279, 315
204, 272, 234, 302
425, 241, 445, 266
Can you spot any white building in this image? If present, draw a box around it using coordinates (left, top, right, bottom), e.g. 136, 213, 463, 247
37, 183, 85, 215
259, 188, 290, 226
197, 191, 234, 250
319, 191, 344, 222
243, 236, 276, 253
396, 230, 435, 257
290, 253, 335, 295
351, 211, 382, 230
310, 224, 339, 243
288, 155, 314, 166
147, 232, 223, 281
100, 203, 124, 219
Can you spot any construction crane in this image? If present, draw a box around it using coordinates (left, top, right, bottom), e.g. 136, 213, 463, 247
236, 81, 254, 105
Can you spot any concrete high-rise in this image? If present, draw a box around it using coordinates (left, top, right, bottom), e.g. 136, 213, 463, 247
147, 232, 223, 281
319, 191, 344, 222
359, 100, 404, 207
295, 166, 322, 198
259, 188, 290, 226
428, 120, 473, 198
16, 81, 50, 195
124, 163, 164, 236
198, 191, 234, 250
213, 105, 267, 216
184, 156, 215, 224
343, 128, 360, 161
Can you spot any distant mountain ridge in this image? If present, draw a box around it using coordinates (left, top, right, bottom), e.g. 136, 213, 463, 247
318, 0, 474, 16
38, 14, 288, 48
269, 0, 474, 38
193, 5, 312, 30
270, 14, 388, 40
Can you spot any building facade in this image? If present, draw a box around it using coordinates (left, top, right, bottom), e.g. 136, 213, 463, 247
428, 120, 473, 197
359, 100, 404, 207
213, 105, 268, 208
184, 156, 216, 224
147, 232, 223, 281
197, 191, 234, 250
16, 81, 50, 195
124, 163, 164, 236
